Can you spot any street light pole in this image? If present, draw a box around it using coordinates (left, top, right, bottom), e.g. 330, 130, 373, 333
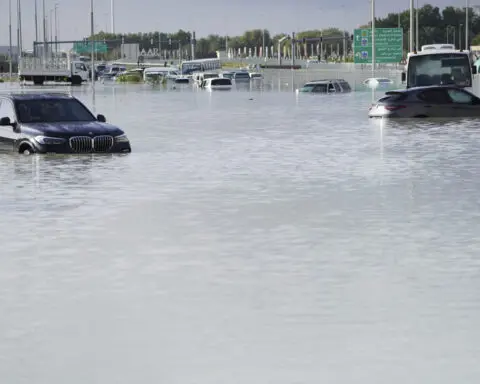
466, 0, 469, 50
409, 0, 414, 52
91, 0, 95, 89
8, 0, 12, 79
34, 0, 38, 44
371, 0, 375, 74
416, 0, 419, 50
54, 4, 58, 55
42, 0, 46, 63
17, 0, 23, 56
262, 29, 265, 60
111, 0, 115, 33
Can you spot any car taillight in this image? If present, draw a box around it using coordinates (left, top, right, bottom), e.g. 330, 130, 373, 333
385, 105, 406, 111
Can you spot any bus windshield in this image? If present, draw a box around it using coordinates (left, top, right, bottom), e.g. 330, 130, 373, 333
181, 63, 202, 75
407, 53, 472, 88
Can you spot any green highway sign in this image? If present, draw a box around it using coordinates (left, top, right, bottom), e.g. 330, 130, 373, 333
73, 41, 108, 54
353, 28, 403, 64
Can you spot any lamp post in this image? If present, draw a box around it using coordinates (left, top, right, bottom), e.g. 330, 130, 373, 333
460, 24, 463, 49
416, 0, 419, 50
90, 0, 95, 89
111, 0, 115, 33
54, 4, 58, 55
8, 0, 12, 78
49, 9, 53, 48
34, 0, 38, 43
277, 35, 289, 66
409, 0, 414, 52
262, 29, 265, 61
42, 0, 46, 63
466, 0, 469, 50
371, 0, 375, 73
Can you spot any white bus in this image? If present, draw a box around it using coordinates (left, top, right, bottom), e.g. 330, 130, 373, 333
180, 58, 221, 75
401, 44, 478, 94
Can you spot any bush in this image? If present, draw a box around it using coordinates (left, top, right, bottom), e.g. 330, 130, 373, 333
116, 72, 143, 83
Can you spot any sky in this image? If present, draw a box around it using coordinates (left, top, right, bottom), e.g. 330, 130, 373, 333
0, 0, 468, 49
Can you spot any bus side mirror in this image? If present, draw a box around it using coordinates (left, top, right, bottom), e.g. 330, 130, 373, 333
401, 72, 406, 82
472, 65, 477, 75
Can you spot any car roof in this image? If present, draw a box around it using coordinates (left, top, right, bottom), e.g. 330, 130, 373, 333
306, 79, 347, 84
1, 92, 75, 101
387, 85, 471, 94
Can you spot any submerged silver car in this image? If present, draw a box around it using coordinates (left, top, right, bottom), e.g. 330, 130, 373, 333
368, 85, 480, 118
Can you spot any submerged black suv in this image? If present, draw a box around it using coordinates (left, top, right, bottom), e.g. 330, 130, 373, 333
0, 92, 131, 154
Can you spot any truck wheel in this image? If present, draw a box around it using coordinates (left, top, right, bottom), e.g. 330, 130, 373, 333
71, 75, 82, 85
33, 77, 44, 86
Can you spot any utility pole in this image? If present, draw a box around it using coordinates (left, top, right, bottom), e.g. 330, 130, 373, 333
409, 0, 414, 52
8, 0, 12, 79
416, 0, 419, 50
91, 0, 95, 89
54, 4, 58, 55
42, 0, 46, 64
466, 0, 469, 50
262, 29, 265, 59
191, 31, 195, 60
291, 31, 295, 67
34, 0, 38, 46
371, 0, 375, 73
16, 0, 20, 61
111, 0, 115, 33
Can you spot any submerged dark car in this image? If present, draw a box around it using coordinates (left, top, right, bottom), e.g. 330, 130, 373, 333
369, 85, 480, 118
0, 92, 131, 154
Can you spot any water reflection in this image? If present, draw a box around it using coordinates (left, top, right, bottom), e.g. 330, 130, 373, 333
1, 81, 480, 383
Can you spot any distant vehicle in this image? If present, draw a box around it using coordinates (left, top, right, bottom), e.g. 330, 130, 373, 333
19, 55, 89, 85
299, 79, 352, 93
306, 59, 327, 67
249, 72, 263, 80
192, 72, 219, 86
219, 71, 235, 80
401, 44, 477, 95
99, 65, 126, 81
0, 92, 131, 154
200, 77, 233, 90
363, 77, 394, 89
368, 85, 480, 118
232, 71, 251, 82
180, 58, 221, 75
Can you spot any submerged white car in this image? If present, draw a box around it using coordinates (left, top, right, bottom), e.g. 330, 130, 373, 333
363, 77, 394, 89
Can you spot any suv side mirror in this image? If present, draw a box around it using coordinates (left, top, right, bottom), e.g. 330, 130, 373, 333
0, 116, 12, 126
97, 114, 106, 122
472, 65, 477, 75
401, 72, 406, 82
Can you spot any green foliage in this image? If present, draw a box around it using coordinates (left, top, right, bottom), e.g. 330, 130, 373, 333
85, 4, 480, 61
88, 27, 349, 60
365, 4, 480, 49
116, 72, 143, 83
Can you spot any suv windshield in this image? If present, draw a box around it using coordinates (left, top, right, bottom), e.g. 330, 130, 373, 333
15, 98, 96, 123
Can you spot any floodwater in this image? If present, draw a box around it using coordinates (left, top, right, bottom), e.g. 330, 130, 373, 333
1, 81, 480, 383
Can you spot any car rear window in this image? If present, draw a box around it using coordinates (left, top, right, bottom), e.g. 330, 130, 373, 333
378, 92, 407, 102
340, 82, 351, 91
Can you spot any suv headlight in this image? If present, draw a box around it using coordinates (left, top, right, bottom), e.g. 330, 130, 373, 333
115, 134, 129, 143
34, 136, 66, 145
